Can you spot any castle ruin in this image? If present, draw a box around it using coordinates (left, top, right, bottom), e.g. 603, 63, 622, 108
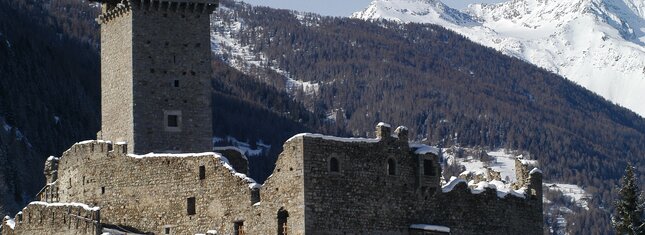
1, 0, 543, 233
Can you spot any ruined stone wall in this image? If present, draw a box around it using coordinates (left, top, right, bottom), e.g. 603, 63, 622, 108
53, 140, 306, 234
1, 202, 100, 235
100, 9, 134, 150
297, 135, 441, 234
130, 1, 215, 154
55, 141, 253, 234
292, 127, 541, 234
423, 181, 543, 235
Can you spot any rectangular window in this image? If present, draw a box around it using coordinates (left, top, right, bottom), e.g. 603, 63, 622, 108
187, 197, 196, 215
164, 110, 182, 132
424, 159, 436, 176
167, 115, 178, 127
164, 227, 171, 235
101, 187, 105, 194
199, 165, 205, 180
173, 80, 179, 87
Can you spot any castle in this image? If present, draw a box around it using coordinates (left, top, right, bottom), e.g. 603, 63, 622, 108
0, 0, 544, 234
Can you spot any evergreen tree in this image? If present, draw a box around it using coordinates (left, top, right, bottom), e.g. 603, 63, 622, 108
613, 164, 645, 235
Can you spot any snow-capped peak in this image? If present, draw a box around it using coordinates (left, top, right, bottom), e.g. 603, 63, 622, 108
352, 0, 645, 117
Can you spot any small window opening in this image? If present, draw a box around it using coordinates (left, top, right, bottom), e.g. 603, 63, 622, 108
424, 159, 436, 176
182, 71, 187, 76
234, 221, 245, 235
150, 69, 155, 73
101, 187, 105, 194
173, 80, 179, 87
164, 227, 171, 235
167, 115, 179, 127
329, 157, 339, 173
387, 159, 396, 175
173, 55, 176, 64
278, 208, 289, 235
186, 197, 196, 215
190, 71, 196, 76
199, 165, 205, 180
83, 176, 85, 185
195, 43, 201, 48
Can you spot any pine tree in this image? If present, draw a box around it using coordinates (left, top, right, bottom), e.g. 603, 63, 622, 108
613, 164, 645, 235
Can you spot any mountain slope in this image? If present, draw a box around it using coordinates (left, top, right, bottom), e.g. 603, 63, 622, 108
214, 1, 645, 232
352, 0, 645, 117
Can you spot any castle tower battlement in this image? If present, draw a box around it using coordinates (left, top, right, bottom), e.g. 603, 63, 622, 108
95, 0, 217, 154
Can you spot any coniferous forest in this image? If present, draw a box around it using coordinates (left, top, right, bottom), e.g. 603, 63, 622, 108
0, 0, 644, 233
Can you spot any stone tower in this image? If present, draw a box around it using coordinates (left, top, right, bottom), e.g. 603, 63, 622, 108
95, 0, 217, 153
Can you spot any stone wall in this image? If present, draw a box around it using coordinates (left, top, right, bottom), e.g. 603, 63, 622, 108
100, 7, 134, 151
290, 124, 542, 235
130, 0, 215, 154
45, 140, 306, 234
1, 202, 100, 235
295, 133, 442, 234
99, 0, 216, 154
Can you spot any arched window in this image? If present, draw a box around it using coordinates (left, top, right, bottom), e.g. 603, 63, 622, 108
387, 158, 396, 175
277, 208, 289, 235
329, 157, 339, 173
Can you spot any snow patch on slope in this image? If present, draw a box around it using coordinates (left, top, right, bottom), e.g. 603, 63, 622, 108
211, 6, 320, 96
353, 0, 645, 117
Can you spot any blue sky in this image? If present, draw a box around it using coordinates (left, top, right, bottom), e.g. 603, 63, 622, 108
240, 0, 507, 17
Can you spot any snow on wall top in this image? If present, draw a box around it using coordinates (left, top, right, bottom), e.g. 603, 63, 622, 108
29, 201, 100, 211
377, 122, 391, 128
410, 143, 440, 155
286, 133, 380, 143
127, 152, 260, 189
410, 224, 451, 232
529, 167, 543, 175
442, 177, 526, 199
3, 216, 15, 229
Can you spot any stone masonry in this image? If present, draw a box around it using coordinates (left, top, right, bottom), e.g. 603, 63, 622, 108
98, 0, 215, 154
2, 124, 543, 235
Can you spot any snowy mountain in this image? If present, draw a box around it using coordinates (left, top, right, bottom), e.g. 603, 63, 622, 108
352, 0, 645, 117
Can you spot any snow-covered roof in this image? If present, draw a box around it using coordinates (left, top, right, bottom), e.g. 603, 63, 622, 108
286, 133, 379, 143
409, 224, 451, 232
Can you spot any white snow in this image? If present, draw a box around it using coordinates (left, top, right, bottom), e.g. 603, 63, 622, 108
545, 183, 591, 210
410, 224, 451, 232
29, 201, 100, 211
442, 176, 467, 193
410, 143, 440, 155
446, 149, 520, 182
529, 167, 543, 175
377, 122, 391, 128
128, 152, 261, 189
352, 0, 645, 117
47, 156, 59, 161
3, 216, 15, 229
211, 6, 320, 97
76, 140, 112, 145
212, 136, 271, 157
286, 133, 380, 143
